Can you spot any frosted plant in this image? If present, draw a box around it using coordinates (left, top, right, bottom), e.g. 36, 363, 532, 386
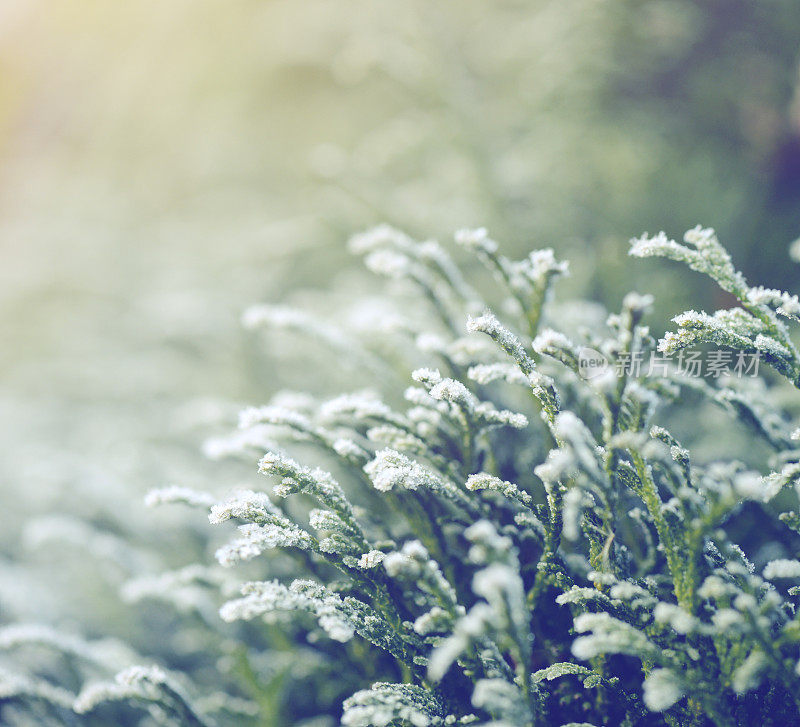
0, 624, 134, 671
341, 682, 449, 727
632, 226, 800, 384
121, 564, 235, 618
8, 224, 800, 727
74, 665, 212, 726
180, 227, 800, 725
0, 668, 74, 711
145, 486, 216, 509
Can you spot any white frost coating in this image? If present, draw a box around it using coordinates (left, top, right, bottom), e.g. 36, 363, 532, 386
383, 552, 412, 578
524, 248, 569, 280
732, 651, 769, 694
731, 471, 764, 500
220, 580, 355, 642
357, 550, 386, 569
754, 333, 792, 359
465, 473, 531, 505
571, 613, 656, 661
454, 227, 498, 254
308, 508, 345, 532
219, 580, 298, 622
629, 231, 682, 259
464, 520, 512, 561
415, 332, 447, 354
202, 426, 279, 460
365, 249, 411, 279
653, 603, 697, 634
534, 448, 573, 484
367, 424, 426, 452
467, 362, 527, 385
759, 462, 800, 502
467, 311, 507, 341
553, 411, 585, 439
209, 489, 315, 565
427, 603, 495, 681
383, 541, 427, 579
472, 562, 527, 643
622, 292, 654, 314
471, 678, 526, 721
74, 665, 168, 714
342, 682, 444, 727
0, 667, 74, 708
348, 224, 414, 254
482, 404, 528, 429
712, 609, 743, 630
258, 452, 350, 515
238, 405, 311, 431
145, 486, 215, 509
427, 519, 532, 690
467, 309, 543, 386
413, 366, 528, 430
429, 379, 473, 408
411, 367, 443, 387
763, 559, 800, 580
552, 410, 607, 483
208, 490, 279, 524
532, 329, 575, 355
318, 392, 393, 423
364, 449, 433, 492
121, 565, 226, 610
413, 607, 450, 636
0, 624, 132, 670
642, 669, 684, 711
333, 438, 368, 460
472, 562, 520, 599
747, 286, 800, 319
631, 227, 747, 299
555, 587, 609, 606
215, 522, 314, 566
608, 582, 655, 607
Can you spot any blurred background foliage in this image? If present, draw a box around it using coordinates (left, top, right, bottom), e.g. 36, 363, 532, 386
1, 0, 800, 723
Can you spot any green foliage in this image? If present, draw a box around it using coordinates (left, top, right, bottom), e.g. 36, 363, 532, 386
5, 225, 800, 726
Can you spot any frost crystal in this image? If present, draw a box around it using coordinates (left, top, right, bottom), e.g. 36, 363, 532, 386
465, 472, 532, 505
467, 310, 531, 371
364, 449, 437, 492
342, 682, 445, 727
208, 489, 280, 524
220, 580, 355, 642
467, 362, 527, 385
215, 522, 314, 566
357, 550, 387, 569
